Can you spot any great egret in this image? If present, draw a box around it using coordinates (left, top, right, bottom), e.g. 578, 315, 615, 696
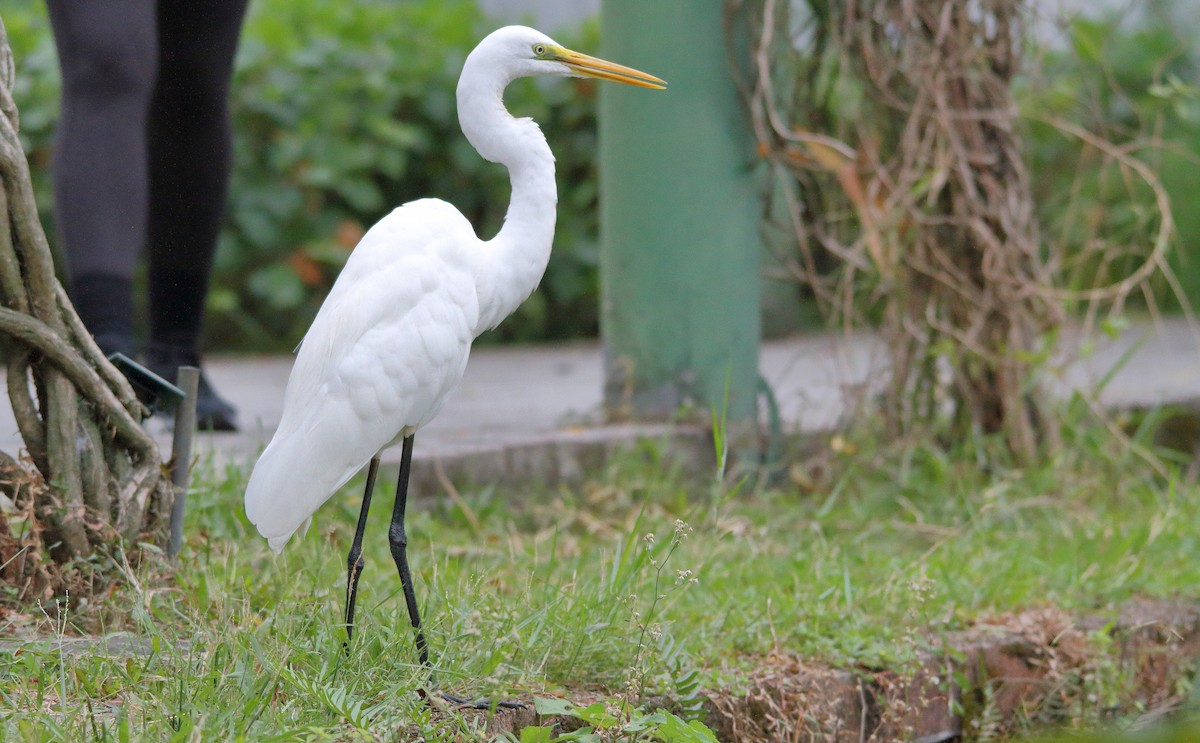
243, 25, 664, 685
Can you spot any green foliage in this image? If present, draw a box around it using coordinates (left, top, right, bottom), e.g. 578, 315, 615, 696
1021, 9, 1200, 312
656, 631, 706, 722
524, 697, 718, 742
4, 0, 604, 351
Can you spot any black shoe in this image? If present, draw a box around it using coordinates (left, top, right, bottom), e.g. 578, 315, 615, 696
145, 345, 239, 432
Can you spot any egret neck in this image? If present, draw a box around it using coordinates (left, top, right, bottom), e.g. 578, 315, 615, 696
456, 56, 558, 336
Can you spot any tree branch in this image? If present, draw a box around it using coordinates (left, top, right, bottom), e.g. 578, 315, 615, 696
54, 283, 144, 417
6, 351, 45, 473
0, 13, 169, 569
0, 187, 28, 313
0, 307, 156, 456
0, 71, 61, 330
44, 373, 88, 556
0, 18, 15, 132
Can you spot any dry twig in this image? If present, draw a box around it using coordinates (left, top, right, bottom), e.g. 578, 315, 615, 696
728, 0, 1174, 460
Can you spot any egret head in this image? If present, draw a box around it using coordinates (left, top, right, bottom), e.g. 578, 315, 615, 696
469, 25, 666, 90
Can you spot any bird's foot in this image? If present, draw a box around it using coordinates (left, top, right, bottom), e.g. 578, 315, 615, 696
422, 688, 526, 711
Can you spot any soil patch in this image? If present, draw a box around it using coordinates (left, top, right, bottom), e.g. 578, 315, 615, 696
462, 599, 1200, 742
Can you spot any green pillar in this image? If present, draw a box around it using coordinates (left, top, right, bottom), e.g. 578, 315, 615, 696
599, 3, 761, 424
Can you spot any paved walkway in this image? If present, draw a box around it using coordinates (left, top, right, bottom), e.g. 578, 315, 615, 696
0, 319, 1198, 480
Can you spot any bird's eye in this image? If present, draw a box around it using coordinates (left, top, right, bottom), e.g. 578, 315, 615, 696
533, 44, 546, 56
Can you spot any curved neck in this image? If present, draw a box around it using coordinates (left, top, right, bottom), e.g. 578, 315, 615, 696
457, 63, 558, 335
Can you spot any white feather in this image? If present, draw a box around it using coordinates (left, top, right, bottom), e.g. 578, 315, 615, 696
244, 27, 562, 551
243, 25, 661, 551
244, 200, 482, 548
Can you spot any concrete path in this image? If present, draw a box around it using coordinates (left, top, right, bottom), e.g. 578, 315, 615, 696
0, 318, 1198, 483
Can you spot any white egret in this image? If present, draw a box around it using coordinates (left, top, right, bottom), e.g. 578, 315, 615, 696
243, 25, 664, 688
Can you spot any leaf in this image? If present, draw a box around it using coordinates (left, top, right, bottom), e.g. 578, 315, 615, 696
533, 696, 575, 717
575, 702, 619, 729
651, 712, 719, 743
830, 71, 864, 122
248, 263, 307, 310
334, 219, 365, 251
1070, 18, 1106, 65
287, 251, 325, 287
337, 177, 384, 213
519, 725, 554, 743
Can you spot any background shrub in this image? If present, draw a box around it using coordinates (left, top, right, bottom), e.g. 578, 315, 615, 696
1023, 9, 1200, 314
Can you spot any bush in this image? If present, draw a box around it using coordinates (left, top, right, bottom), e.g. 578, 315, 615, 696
1020, 9, 1200, 313
5, 0, 604, 351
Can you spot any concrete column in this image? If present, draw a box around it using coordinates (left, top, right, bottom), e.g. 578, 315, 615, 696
599, 2, 761, 424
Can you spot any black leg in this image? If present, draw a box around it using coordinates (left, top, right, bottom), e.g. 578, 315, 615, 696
385, 436, 526, 712
388, 434, 430, 669
344, 455, 380, 647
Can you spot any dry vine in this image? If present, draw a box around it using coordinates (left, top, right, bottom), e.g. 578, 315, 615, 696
728, 0, 1175, 460
0, 17, 171, 605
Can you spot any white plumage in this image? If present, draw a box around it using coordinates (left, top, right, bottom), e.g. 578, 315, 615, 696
245, 200, 479, 550
243, 26, 664, 552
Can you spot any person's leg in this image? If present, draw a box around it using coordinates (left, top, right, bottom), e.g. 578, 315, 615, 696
145, 0, 249, 429
46, 0, 157, 357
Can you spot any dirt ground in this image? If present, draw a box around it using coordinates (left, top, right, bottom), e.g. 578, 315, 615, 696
454, 599, 1200, 742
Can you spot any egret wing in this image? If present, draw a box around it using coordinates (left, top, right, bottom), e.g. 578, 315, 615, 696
245, 200, 480, 549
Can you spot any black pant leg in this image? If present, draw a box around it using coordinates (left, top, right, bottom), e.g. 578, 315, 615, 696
46, 0, 157, 352
146, 0, 249, 352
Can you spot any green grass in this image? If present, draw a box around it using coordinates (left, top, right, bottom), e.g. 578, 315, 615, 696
1, 421, 1199, 739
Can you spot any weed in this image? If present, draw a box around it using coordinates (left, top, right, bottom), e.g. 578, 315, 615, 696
522, 695, 717, 742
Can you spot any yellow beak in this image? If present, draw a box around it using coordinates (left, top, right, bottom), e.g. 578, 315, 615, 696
550, 47, 667, 90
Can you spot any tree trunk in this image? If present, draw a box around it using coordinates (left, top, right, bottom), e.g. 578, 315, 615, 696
0, 17, 170, 601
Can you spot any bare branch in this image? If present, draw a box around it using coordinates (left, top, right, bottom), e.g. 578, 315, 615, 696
55, 283, 144, 416
44, 373, 88, 556
0, 17, 15, 131
0, 12, 170, 587
6, 351, 45, 473
0, 187, 28, 313
728, 0, 1087, 459
0, 307, 155, 456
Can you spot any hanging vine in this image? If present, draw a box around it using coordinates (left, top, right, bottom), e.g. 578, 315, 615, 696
727, 0, 1175, 460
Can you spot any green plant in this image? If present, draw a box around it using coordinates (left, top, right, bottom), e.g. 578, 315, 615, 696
1020, 9, 1199, 314
523, 696, 717, 742
655, 631, 706, 723
622, 519, 699, 711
